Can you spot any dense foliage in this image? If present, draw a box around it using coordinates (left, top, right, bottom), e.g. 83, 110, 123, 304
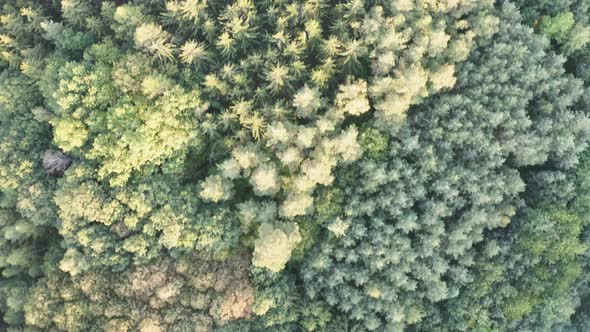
0, 0, 589, 331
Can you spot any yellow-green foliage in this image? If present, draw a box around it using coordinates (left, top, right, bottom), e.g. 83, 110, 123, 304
253, 222, 302, 273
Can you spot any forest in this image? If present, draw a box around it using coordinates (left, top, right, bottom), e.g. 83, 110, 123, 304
1, 0, 590, 331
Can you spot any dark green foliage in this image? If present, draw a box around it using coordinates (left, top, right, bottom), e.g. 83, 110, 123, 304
301, 3, 590, 330
513, 0, 590, 82
358, 127, 388, 160
418, 207, 587, 331
0, 55, 59, 328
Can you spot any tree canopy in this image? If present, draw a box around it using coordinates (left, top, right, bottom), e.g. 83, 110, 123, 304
1, 0, 590, 331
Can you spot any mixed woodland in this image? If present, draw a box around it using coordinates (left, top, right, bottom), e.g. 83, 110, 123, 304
1, 0, 590, 331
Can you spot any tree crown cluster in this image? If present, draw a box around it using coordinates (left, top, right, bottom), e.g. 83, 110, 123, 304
1, 0, 590, 331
